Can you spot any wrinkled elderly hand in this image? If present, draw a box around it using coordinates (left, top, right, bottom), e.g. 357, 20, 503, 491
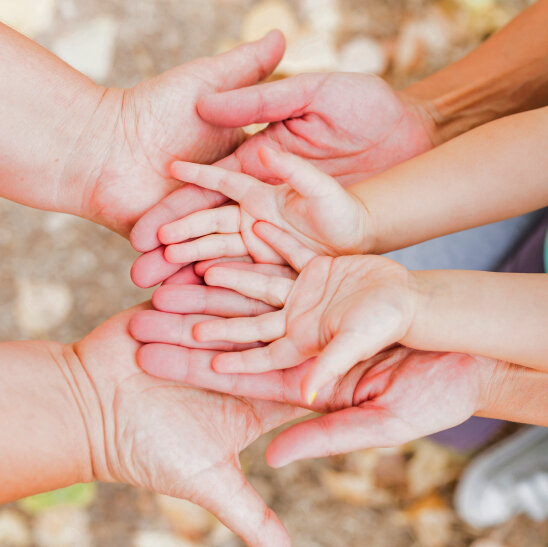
74, 304, 302, 546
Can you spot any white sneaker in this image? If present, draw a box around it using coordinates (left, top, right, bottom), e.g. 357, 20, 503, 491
455, 426, 548, 528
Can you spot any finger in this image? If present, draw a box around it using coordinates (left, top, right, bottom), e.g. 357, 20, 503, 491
213, 336, 305, 374
196, 463, 290, 547
301, 332, 369, 405
197, 73, 324, 127
165, 233, 247, 263
129, 310, 259, 351
131, 246, 185, 288
194, 255, 253, 276
162, 264, 204, 286
170, 161, 265, 204
198, 259, 298, 280
204, 266, 293, 307
201, 30, 286, 92
266, 404, 405, 467
158, 205, 240, 245
195, 310, 286, 344
253, 221, 317, 272
153, 284, 275, 317
259, 146, 340, 198
130, 184, 227, 253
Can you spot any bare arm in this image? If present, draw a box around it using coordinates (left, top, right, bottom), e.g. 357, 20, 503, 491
403, 0, 548, 144
0, 340, 92, 502
351, 107, 548, 254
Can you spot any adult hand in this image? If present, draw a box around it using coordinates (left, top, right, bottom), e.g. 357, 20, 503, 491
78, 31, 285, 239
130, 72, 434, 286
74, 304, 302, 546
136, 341, 501, 467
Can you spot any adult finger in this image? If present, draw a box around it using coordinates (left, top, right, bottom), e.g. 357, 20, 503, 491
129, 310, 259, 351
266, 404, 410, 468
131, 246, 184, 288
152, 284, 275, 317
197, 73, 325, 127
196, 462, 291, 547
201, 30, 286, 93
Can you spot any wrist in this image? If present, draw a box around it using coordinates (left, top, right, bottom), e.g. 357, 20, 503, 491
60, 85, 125, 225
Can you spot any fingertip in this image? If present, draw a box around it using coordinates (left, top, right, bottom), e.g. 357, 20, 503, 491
192, 321, 209, 342
163, 245, 182, 264
212, 353, 234, 373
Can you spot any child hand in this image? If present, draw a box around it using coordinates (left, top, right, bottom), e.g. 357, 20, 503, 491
192, 227, 417, 404
158, 147, 372, 265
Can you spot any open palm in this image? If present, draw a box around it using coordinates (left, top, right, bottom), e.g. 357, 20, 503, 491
74, 304, 302, 546
130, 72, 434, 286
158, 147, 369, 266
137, 340, 500, 467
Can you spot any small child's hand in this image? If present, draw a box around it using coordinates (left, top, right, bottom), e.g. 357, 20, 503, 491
192, 229, 417, 404
158, 147, 372, 265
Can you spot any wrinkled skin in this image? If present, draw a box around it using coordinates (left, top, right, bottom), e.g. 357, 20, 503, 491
130, 72, 433, 287
76, 31, 286, 238
136, 337, 499, 468
75, 305, 302, 546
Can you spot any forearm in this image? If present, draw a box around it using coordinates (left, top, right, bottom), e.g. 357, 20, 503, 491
402, 0, 548, 145
0, 23, 119, 216
477, 360, 548, 426
0, 340, 93, 502
405, 270, 548, 371
351, 107, 548, 254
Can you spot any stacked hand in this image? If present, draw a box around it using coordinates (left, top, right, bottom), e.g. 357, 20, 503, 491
130, 72, 434, 287
158, 147, 371, 266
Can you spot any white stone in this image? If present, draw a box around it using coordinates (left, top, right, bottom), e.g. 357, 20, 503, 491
33, 507, 90, 547
51, 16, 118, 83
0, 0, 56, 37
0, 511, 31, 546
15, 279, 73, 335
277, 31, 337, 75
338, 36, 387, 74
300, 0, 340, 35
133, 530, 198, 547
242, 0, 298, 43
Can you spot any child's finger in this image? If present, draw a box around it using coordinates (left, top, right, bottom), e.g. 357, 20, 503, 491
195, 256, 253, 276
300, 332, 369, 405
212, 336, 305, 374
152, 284, 276, 317
202, 261, 298, 280
164, 233, 247, 263
253, 221, 317, 272
258, 147, 341, 198
194, 310, 286, 344
162, 264, 204, 286
204, 266, 293, 307
159, 205, 240, 245
170, 161, 265, 204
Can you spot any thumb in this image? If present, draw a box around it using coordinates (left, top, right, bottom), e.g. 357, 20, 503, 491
198, 72, 323, 128
266, 405, 410, 468
201, 30, 285, 93
197, 461, 291, 547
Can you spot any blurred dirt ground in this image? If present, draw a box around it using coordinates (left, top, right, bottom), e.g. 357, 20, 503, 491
1, 0, 547, 546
